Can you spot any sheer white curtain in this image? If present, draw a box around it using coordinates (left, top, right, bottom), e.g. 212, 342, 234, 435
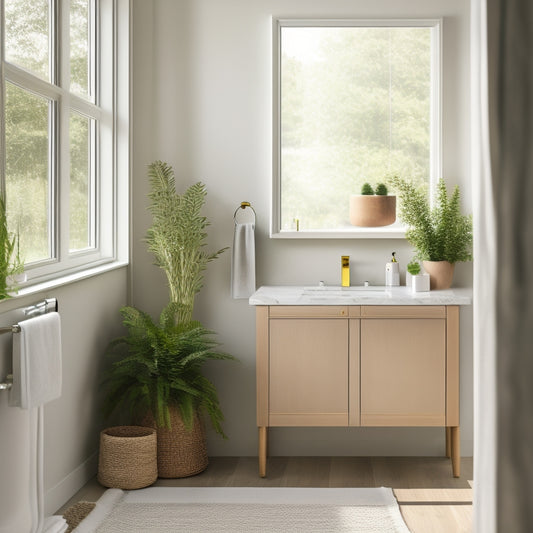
471, 1, 497, 531
473, 1, 533, 532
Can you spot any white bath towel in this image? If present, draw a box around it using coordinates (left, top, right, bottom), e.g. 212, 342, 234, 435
10, 312, 62, 409
9, 312, 63, 533
231, 222, 256, 299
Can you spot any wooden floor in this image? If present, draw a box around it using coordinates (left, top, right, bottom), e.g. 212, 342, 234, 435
57, 456, 473, 533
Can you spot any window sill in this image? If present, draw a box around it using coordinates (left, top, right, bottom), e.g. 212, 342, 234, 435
0, 260, 129, 311
270, 227, 407, 239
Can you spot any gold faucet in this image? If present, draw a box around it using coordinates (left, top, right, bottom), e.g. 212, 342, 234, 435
341, 256, 350, 287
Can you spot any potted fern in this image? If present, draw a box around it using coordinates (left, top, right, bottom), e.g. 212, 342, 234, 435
102, 303, 234, 477
349, 182, 396, 227
102, 161, 233, 477
390, 176, 472, 289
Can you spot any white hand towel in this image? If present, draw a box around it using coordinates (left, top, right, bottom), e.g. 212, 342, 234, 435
231, 222, 256, 299
8, 312, 62, 533
10, 312, 62, 409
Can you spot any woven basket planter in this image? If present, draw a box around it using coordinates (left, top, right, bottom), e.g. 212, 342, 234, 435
142, 405, 208, 478
97, 426, 158, 489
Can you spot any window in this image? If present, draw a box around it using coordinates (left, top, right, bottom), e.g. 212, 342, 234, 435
1, 0, 129, 286
272, 19, 441, 238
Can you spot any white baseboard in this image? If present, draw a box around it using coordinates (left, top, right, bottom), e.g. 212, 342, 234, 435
45, 452, 98, 516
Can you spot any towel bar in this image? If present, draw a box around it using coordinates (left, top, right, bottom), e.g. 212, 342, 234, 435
0, 325, 21, 335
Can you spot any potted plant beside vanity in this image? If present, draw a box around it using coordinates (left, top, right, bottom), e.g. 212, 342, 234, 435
102, 161, 235, 478
390, 176, 472, 289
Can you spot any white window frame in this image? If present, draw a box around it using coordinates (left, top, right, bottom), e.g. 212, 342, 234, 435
271, 18, 442, 239
0, 0, 129, 289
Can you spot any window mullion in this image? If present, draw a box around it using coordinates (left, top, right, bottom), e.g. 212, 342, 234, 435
57, 0, 71, 264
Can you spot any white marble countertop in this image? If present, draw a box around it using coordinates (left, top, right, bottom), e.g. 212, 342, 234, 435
249, 285, 472, 306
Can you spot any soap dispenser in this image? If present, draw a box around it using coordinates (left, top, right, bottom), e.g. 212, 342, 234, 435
385, 252, 400, 286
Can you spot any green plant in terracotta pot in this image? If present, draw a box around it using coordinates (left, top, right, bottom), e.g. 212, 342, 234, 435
390, 176, 472, 289
349, 181, 396, 227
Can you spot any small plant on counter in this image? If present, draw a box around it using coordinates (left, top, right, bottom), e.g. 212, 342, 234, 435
375, 183, 388, 196
407, 260, 421, 276
361, 182, 374, 195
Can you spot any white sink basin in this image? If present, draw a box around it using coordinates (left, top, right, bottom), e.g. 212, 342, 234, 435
302, 286, 390, 298
303, 285, 387, 292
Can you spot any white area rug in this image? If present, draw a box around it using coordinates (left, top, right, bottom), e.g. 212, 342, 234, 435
74, 486, 411, 532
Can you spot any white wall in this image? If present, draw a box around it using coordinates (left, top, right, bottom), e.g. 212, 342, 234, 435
0, 268, 128, 529
132, 0, 473, 457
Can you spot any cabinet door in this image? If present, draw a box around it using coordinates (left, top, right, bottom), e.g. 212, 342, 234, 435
360, 318, 446, 426
269, 318, 349, 426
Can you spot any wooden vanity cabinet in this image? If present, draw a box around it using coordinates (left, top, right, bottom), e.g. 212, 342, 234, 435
256, 305, 460, 478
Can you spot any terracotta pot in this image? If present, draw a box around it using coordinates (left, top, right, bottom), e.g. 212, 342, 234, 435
422, 260, 455, 290
349, 195, 396, 227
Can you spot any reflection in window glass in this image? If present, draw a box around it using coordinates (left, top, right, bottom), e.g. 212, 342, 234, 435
70, 0, 93, 99
69, 112, 95, 252
279, 25, 434, 232
5, 83, 51, 263
5, 0, 50, 81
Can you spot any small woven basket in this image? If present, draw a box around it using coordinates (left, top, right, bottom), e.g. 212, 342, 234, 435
142, 405, 208, 478
97, 426, 158, 489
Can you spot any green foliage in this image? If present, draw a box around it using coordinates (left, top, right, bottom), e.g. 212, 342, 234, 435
146, 161, 227, 324
5, 82, 50, 263
102, 304, 236, 436
390, 176, 473, 263
407, 260, 421, 276
375, 183, 388, 195
0, 196, 24, 300
361, 182, 374, 195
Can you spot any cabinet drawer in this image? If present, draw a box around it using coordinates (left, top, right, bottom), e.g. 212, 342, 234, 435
361, 305, 445, 319
269, 305, 348, 318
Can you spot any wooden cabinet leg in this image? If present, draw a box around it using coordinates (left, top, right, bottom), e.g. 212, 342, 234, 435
258, 426, 268, 477
445, 427, 451, 458
451, 426, 460, 478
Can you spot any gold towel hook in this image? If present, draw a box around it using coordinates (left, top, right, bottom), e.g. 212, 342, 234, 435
233, 202, 256, 225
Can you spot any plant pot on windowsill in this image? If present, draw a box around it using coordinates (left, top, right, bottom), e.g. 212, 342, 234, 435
349, 195, 396, 227
349, 183, 396, 227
